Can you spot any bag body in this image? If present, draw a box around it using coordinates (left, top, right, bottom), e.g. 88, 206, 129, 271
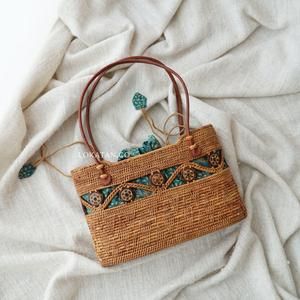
71, 56, 247, 266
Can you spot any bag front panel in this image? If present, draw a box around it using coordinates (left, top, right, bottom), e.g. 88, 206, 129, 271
86, 168, 246, 266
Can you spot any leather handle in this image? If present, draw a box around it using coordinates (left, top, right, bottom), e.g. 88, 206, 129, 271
78, 56, 192, 165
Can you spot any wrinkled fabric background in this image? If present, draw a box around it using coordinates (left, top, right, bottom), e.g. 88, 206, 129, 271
0, 1, 300, 299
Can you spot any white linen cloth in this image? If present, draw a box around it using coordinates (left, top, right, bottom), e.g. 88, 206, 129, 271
0, 0, 300, 299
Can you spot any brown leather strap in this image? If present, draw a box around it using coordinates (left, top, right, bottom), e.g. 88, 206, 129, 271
86, 57, 184, 135
79, 56, 191, 164
83, 57, 184, 163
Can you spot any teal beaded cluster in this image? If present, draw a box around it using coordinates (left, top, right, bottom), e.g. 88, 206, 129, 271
18, 164, 36, 179
118, 135, 161, 161
132, 92, 147, 110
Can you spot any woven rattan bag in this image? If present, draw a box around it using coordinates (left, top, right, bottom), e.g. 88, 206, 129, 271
71, 56, 247, 267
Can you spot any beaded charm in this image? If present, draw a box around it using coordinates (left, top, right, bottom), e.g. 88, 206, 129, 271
18, 164, 36, 179
132, 92, 147, 110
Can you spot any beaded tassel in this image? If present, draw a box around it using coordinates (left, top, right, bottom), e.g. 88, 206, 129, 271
18, 164, 36, 179
132, 92, 147, 110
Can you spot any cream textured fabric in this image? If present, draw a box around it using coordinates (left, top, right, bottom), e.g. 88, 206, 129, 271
1, 1, 300, 299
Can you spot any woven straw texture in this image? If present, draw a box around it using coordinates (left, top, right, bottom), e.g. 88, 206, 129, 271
71, 124, 247, 266
72, 125, 219, 195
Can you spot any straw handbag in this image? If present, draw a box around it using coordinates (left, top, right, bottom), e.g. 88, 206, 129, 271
71, 56, 247, 267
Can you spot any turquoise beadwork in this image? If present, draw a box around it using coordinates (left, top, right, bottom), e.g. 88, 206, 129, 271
140, 135, 161, 153
81, 194, 89, 201
118, 149, 130, 160
129, 147, 140, 157
132, 92, 147, 110
117, 135, 161, 161
108, 195, 123, 208
86, 207, 92, 214
133, 176, 150, 185
18, 164, 36, 179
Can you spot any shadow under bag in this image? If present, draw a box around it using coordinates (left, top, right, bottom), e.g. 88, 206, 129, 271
71, 56, 247, 267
